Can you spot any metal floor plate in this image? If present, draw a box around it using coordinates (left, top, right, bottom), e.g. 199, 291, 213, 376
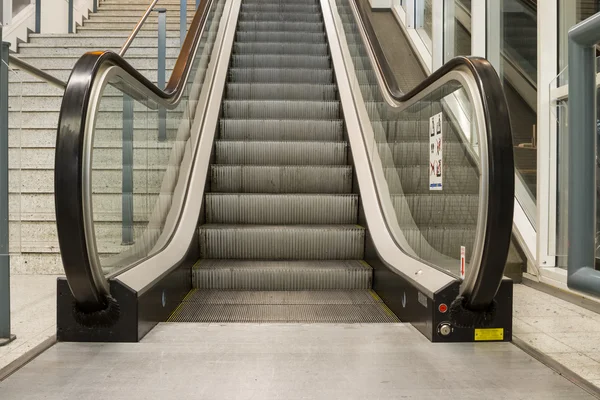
169, 290, 399, 323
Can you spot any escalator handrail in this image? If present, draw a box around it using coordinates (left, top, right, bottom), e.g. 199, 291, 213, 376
54, 0, 214, 312
351, 0, 514, 310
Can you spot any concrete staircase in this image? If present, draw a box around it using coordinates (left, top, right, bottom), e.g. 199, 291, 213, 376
8, 0, 197, 273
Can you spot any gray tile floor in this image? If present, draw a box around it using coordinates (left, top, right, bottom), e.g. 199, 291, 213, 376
0, 323, 595, 399
0, 275, 57, 370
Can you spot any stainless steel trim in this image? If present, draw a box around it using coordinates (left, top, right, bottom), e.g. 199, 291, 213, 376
119, 0, 161, 56
335, 0, 489, 297
8, 55, 66, 89
117, 0, 240, 293
322, 0, 454, 295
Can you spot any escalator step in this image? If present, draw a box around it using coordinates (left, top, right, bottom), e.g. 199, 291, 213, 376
225, 83, 337, 100
232, 42, 328, 55
192, 260, 372, 290
230, 55, 331, 69
236, 31, 326, 43
241, 4, 322, 14
238, 12, 322, 23
219, 119, 344, 141
237, 21, 324, 32
221, 100, 340, 119
205, 193, 358, 224
210, 165, 353, 193
228, 68, 333, 83
215, 140, 348, 165
242, 0, 320, 4
180, 289, 382, 305
199, 225, 365, 259
169, 301, 398, 323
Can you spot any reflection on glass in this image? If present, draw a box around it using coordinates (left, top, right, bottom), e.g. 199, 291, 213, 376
488, 0, 537, 205
88, 0, 226, 277
448, 0, 471, 60
337, 0, 483, 279
415, 0, 433, 51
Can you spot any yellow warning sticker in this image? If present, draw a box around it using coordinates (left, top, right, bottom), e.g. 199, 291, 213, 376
474, 328, 504, 341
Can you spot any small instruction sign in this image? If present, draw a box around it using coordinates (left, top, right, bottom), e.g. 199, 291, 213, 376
460, 246, 466, 279
429, 112, 443, 191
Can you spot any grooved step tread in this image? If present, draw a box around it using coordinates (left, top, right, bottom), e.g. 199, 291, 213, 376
169, 290, 399, 323
193, 260, 372, 290
205, 193, 358, 224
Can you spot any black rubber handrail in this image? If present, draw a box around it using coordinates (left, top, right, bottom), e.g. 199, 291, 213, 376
54, 0, 214, 313
352, 0, 514, 310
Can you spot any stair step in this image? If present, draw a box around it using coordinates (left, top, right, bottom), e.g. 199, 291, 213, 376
222, 100, 340, 119
192, 260, 371, 290
199, 225, 365, 259
210, 165, 353, 193
237, 21, 324, 32
236, 31, 325, 43
232, 42, 328, 55
215, 140, 347, 165
230, 54, 331, 69
238, 12, 322, 22
225, 83, 336, 100
228, 68, 333, 83
205, 193, 358, 224
219, 119, 344, 141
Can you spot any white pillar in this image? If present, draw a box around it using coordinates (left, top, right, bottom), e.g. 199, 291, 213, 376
41, 0, 69, 34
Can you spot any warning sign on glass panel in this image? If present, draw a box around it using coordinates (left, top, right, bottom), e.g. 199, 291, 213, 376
429, 112, 443, 191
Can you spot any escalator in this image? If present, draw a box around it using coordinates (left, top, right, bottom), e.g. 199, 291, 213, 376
54, 0, 514, 343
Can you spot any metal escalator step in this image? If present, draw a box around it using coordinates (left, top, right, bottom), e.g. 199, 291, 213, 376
236, 31, 325, 43
242, 0, 319, 4
238, 12, 322, 23
230, 55, 330, 69
391, 194, 479, 226
230, 54, 330, 70
222, 100, 340, 119
219, 119, 344, 141
225, 83, 336, 100
205, 193, 358, 224
192, 260, 372, 290
181, 289, 382, 304
237, 21, 324, 32
232, 42, 328, 55
228, 68, 333, 84
215, 141, 348, 165
199, 225, 365, 259
210, 165, 353, 193
169, 302, 399, 323
383, 165, 479, 195
241, 4, 321, 13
